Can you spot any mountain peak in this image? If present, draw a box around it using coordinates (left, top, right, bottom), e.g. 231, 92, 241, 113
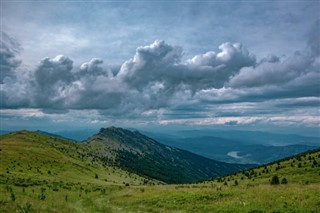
100, 126, 119, 132
99, 126, 143, 138
100, 126, 127, 133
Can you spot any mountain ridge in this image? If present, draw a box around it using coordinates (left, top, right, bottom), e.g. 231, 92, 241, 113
84, 126, 254, 184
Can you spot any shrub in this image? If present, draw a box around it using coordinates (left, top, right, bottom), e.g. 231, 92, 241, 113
38, 193, 46, 200
271, 175, 280, 185
281, 178, 288, 184
10, 192, 16, 202
313, 160, 318, 166
52, 187, 59, 191
38, 188, 46, 200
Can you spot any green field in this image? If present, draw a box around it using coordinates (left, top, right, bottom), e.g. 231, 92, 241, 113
0, 131, 319, 212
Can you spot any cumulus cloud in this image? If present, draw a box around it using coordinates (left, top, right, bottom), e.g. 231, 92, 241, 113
1, 39, 257, 114
228, 52, 314, 88
1, 26, 319, 128
118, 40, 256, 95
78, 58, 106, 76
184, 42, 256, 91
118, 40, 183, 90
187, 42, 255, 68
32, 55, 74, 107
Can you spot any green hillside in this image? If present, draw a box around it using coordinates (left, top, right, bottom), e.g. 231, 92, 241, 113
209, 147, 320, 186
87, 148, 319, 213
0, 130, 319, 212
0, 131, 156, 187
85, 127, 251, 184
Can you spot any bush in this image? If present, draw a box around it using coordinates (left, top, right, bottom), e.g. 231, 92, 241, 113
38, 193, 46, 200
10, 192, 16, 202
313, 160, 318, 166
271, 175, 280, 185
281, 178, 288, 184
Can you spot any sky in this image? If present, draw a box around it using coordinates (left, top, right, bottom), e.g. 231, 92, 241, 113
0, 0, 320, 136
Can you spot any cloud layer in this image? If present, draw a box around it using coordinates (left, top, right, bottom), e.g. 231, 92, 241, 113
0, 32, 21, 83
1, 27, 319, 127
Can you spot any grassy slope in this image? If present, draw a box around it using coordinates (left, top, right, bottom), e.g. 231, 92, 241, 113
100, 148, 320, 213
0, 131, 319, 212
0, 131, 156, 187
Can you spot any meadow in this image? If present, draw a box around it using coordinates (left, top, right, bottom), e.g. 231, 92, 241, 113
0, 131, 319, 212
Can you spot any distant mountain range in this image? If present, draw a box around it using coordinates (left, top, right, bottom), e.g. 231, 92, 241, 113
142, 130, 319, 164
35, 130, 76, 141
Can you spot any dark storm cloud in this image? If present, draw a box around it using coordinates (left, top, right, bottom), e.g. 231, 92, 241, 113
32, 55, 74, 108
0, 31, 21, 83
308, 19, 320, 56
1, 39, 256, 113
228, 52, 315, 88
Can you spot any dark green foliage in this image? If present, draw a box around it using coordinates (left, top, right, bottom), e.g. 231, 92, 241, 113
313, 160, 317, 166
234, 180, 238, 186
38, 193, 46, 200
38, 187, 46, 200
281, 177, 288, 184
270, 175, 280, 185
10, 192, 16, 201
